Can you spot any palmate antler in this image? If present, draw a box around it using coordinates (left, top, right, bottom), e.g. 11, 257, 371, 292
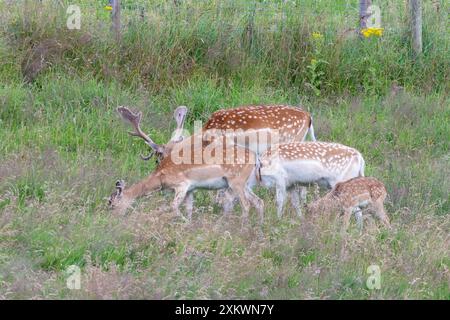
117, 106, 165, 161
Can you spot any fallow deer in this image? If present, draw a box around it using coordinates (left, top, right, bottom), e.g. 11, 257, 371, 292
108, 136, 264, 225
253, 142, 366, 218
118, 104, 315, 163
203, 105, 316, 213
117, 105, 315, 215
307, 177, 391, 231
203, 105, 315, 153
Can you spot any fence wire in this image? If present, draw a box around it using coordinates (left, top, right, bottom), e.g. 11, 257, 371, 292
2, 0, 444, 35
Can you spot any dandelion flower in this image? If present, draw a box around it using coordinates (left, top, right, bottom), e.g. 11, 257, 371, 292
104, 5, 113, 11
361, 27, 384, 38
312, 32, 323, 39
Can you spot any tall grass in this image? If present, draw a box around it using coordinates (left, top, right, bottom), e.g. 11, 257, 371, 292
0, 0, 448, 299
0, 0, 448, 93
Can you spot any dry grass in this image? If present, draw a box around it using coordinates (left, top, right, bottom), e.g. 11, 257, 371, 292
0, 87, 449, 300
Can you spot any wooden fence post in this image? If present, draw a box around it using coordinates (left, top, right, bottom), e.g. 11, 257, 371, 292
359, 0, 372, 30
23, 0, 30, 28
410, 0, 422, 55
111, 0, 121, 42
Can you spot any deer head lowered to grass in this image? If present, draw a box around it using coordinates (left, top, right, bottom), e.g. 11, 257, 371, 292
307, 176, 391, 231
108, 135, 264, 225
116, 104, 316, 216
253, 141, 366, 218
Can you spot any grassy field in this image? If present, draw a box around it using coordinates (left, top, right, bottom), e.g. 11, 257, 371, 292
0, 0, 449, 299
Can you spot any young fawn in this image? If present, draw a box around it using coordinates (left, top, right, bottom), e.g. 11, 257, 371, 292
308, 177, 391, 231
253, 142, 365, 218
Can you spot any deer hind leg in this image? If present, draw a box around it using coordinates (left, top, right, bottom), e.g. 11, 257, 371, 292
372, 199, 391, 228
184, 191, 194, 221
219, 189, 236, 215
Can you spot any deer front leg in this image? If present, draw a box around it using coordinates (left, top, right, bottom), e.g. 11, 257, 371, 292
275, 180, 287, 219
341, 207, 353, 233
218, 189, 236, 215
354, 207, 363, 232
172, 186, 189, 221
227, 180, 251, 226
245, 187, 264, 224
289, 186, 307, 218
288, 187, 301, 217
236, 190, 251, 226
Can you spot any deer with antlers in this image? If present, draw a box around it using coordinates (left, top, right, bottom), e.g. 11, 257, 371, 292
118, 104, 315, 162
116, 104, 315, 217
108, 143, 264, 224
251, 141, 366, 218
116, 105, 188, 163
307, 177, 390, 231
109, 108, 264, 224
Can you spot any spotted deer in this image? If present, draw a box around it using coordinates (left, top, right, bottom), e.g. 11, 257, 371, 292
118, 104, 315, 163
108, 136, 264, 225
203, 105, 315, 153
203, 105, 316, 212
308, 177, 390, 231
117, 105, 315, 215
252, 142, 366, 218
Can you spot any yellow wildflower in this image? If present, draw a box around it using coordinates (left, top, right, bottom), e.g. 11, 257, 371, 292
361, 27, 384, 38
312, 32, 323, 39
104, 5, 113, 11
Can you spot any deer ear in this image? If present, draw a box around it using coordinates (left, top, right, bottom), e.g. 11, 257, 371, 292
155, 145, 166, 155
174, 106, 187, 129
170, 106, 188, 143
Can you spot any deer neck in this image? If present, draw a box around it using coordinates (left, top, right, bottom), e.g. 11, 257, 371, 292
124, 172, 162, 200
